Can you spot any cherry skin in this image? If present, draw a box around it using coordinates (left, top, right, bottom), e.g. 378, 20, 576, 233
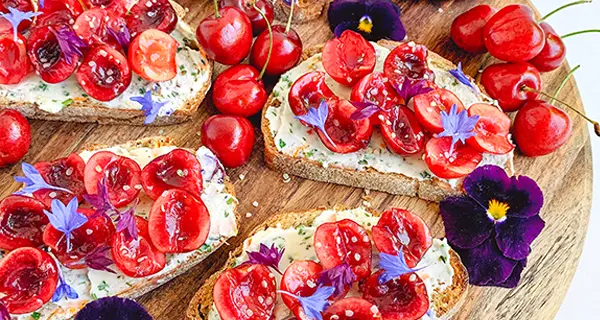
201, 114, 255, 168
196, 6, 253, 65
0, 195, 49, 250
126, 0, 178, 37
250, 25, 302, 76
76, 45, 132, 102
483, 4, 546, 62
288, 71, 334, 116
513, 100, 572, 157
0, 33, 30, 85
128, 29, 179, 82
220, 0, 274, 36
212, 64, 267, 117
481, 62, 541, 112
0, 109, 30, 167
27, 25, 79, 84
528, 22, 566, 72
451, 4, 498, 53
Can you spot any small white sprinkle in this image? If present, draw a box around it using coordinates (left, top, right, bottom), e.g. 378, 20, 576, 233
261, 280, 268, 288
246, 212, 253, 218
410, 274, 417, 282
252, 201, 259, 207
438, 7, 444, 13
330, 316, 340, 320
95, 165, 102, 173
345, 310, 354, 317
86, 229, 93, 235
351, 236, 358, 243
265, 296, 274, 305
246, 309, 253, 317
239, 174, 245, 180
306, 279, 317, 288
65, 167, 74, 176
370, 305, 379, 314
258, 296, 264, 303
123, 185, 130, 191
315, 242, 323, 248
49, 192, 57, 198
354, 253, 361, 261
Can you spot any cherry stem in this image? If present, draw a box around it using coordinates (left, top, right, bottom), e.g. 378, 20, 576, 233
539, 0, 592, 21
253, 3, 272, 80
551, 64, 580, 104
562, 29, 600, 39
286, 0, 295, 33
213, 0, 220, 18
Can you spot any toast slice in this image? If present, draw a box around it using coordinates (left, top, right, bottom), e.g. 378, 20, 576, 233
187, 206, 469, 320
261, 39, 514, 202
272, 0, 328, 23
0, 1, 212, 126
8, 136, 239, 320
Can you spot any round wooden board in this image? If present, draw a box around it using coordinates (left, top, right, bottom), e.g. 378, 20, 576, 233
0, 0, 592, 319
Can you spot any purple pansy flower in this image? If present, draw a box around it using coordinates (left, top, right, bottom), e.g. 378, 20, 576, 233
378, 250, 425, 284
278, 285, 336, 320
295, 100, 336, 147
0, 7, 41, 41
50, 25, 87, 65
440, 165, 545, 288
44, 198, 88, 253
394, 77, 434, 104
130, 89, 170, 124
107, 25, 131, 50
328, 0, 405, 41
244, 243, 285, 274
317, 262, 356, 296
14, 162, 72, 196
74, 297, 152, 320
449, 62, 480, 94
52, 258, 79, 302
437, 104, 479, 155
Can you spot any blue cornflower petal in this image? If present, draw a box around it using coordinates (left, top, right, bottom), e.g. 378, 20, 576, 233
130, 89, 170, 124
295, 100, 336, 147
438, 104, 479, 154
449, 62, 480, 95
44, 198, 88, 253
0, 7, 41, 41
378, 250, 426, 284
278, 285, 336, 320
244, 243, 285, 274
13, 162, 73, 196
52, 258, 79, 302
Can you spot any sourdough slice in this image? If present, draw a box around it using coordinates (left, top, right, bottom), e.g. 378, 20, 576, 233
272, 0, 328, 23
261, 40, 515, 202
15, 136, 239, 320
187, 206, 469, 320
0, 1, 212, 126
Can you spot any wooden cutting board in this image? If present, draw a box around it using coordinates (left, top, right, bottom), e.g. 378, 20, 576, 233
0, 0, 592, 319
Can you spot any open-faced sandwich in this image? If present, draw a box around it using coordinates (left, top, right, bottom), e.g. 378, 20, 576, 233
0, 0, 211, 125
261, 30, 515, 201
0, 136, 238, 319
188, 206, 468, 320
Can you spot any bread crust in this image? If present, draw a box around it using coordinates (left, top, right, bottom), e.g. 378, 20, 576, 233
261, 39, 514, 202
272, 0, 328, 23
187, 206, 469, 320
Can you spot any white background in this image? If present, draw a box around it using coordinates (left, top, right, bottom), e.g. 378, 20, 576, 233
530, 0, 600, 318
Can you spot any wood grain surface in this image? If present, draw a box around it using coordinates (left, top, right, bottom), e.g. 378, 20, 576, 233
0, 0, 593, 319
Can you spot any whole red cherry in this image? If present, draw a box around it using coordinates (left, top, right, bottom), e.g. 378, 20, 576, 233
0, 109, 31, 167
513, 100, 572, 156
528, 22, 566, 72
220, 0, 274, 36
481, 62, 541, 112
196, 6, 253, 65
451, 4, 498, 53
201, 114, 255, 168
251, 25, 302, 76
212, 64, 267, 117
483, 4, 546, 62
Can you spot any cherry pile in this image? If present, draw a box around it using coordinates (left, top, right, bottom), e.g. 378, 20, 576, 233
451, 2, 600, 157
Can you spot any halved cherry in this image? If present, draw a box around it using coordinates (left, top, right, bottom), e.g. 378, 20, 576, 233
322, 30, 376, 87
43, 208, 115, 269
112, 216, 166, 278
413, 88, 465, 134
372, 208, 432, 268
148, 189, 210, 253
213, 264, 276, 320
1, 0, 34, 31
0, 196, 49, 250
141, 149, 203, 200
350, 72, 402, 122
76, 44, 132, 101
383, 42, 435, 85
466, 103, 514, 154
362, 271, 429, 320
27, 25, 79, 84
281, 260, 326, 319
380, 106, 425, 155
320, 98, 373, 154
0, 33, 29, 85
0, 247, 58, 314
36, 10, 76, 27
288, 71, 334, 116
73, 8, 126, 47
323, 298, 382, 320
424, 137, 483, 179
33, 153, 86, 207
83, 151, 142, 208
314, 219, 372, 280
0, 17, 10, 34
39, 0, 84, 19
128, 29, 178, 82
126, 0, 178, 37
83, 0, 128, 16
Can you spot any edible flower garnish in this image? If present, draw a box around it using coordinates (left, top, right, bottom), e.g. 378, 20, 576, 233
74, 297, 153, 320
317, 262, 356, 296
52, 259, 79, 302
0, 302, 8, 320
83, 177, 117, 219
73, 245, 116, 273
295, 100, 336, 147
244, 243, 285, 274
13, 162, 72, 196
437, 104, 479, 154
200, 153, 225, 184
107, 25, 131, 50
350, 101, 382, 120
44, 198, 88, 253
449, 62, 479, 94
130, 89, 171, 124
378, 250, 425, 284
50, 25, 87, 65
394, 77, 434, 104
426, 308, 437, 319
278, 285, 336, 320
328, 0, 405, 41
440, 165, 545, 288
116, 200, 139, 241
0, 7, 41, 41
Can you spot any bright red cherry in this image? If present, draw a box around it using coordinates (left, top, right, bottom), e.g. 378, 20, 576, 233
76, 45, 132, 101
1, 0, 34, 31
513, 100, 572, 157
33, 153, 87, 206
36, 10, 76, 27
481, 62, 541, 112
82, 0, 128, 16
220, 0, 274, 36
212, 64, 267, 117
250, 24, 302, 76
280, 261, 327, 319
318, 98, 373, 154
425, 137, 483, 179
38, 0, 83, 25
380, 106, 425, 156
73, 8, 127, 47
288, 70, 334, 116
483, 4, 546, 62
0, 32, 30, 84
0, 109, 30, 167
451, 4, 498, 53
322, 30, 376, 86
467, 103, 514, 155
196, 6, 253, 65
27, 25, 79, 84
128, 29, 179, 82
126, 0, 178, 37
0, 196, 49, 250
528, 22, 566, 72
362, 271, 429, 320
141, 149, 204, 200
112, 216, 166, 277
201, 114, 255, 168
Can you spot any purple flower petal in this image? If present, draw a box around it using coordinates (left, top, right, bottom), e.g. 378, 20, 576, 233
295, 100, 336, 147
0, 301, 9, 320
366, 0, 406, 41
377, 250, 425, 284
449, 62, 479, 94
453, 239, 518, 286
75, 297, 152, 320
318, 262, 356, 296
52, 257, 79, 302
495, 215, 545, 260
44, 198, 88, 253
496, 259, 526, 289
463, 165, 511, 207
107, 25, 131, 50
116, 200, 139, 241
350, 101, 381, 120
130, 89, 170, 125
333, 21, 357, 38
440, 196, 493, 249
50, 25, 87, 65
394, 78, 433, 103
438, 104, 479, 154
0, 7, 41, 41
244, 243, 285, 274
83, 176, 117, 219
13, 162, 73, 196
328, 0, 405, 41
504, 175, 544, 218
83, 245, 116, 273
278, 285, 335, 320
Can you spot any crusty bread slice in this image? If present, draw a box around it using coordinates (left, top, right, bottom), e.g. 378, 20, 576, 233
261, 39, 514, 202
272, 0, 328, 23
0, 1, 212, 126
187, 206, 469, 320
26, 136, 239, 320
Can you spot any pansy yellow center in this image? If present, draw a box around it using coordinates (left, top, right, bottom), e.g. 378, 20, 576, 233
358, 15, 373, 33
487, 199, 509, 221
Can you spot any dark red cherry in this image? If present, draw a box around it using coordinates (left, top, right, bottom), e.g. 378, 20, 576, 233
220, 0, 274, 36
250, 24, 302, 76
212, 64, 267, 117
126, 0, 178, 37
27, 25, 79, 84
